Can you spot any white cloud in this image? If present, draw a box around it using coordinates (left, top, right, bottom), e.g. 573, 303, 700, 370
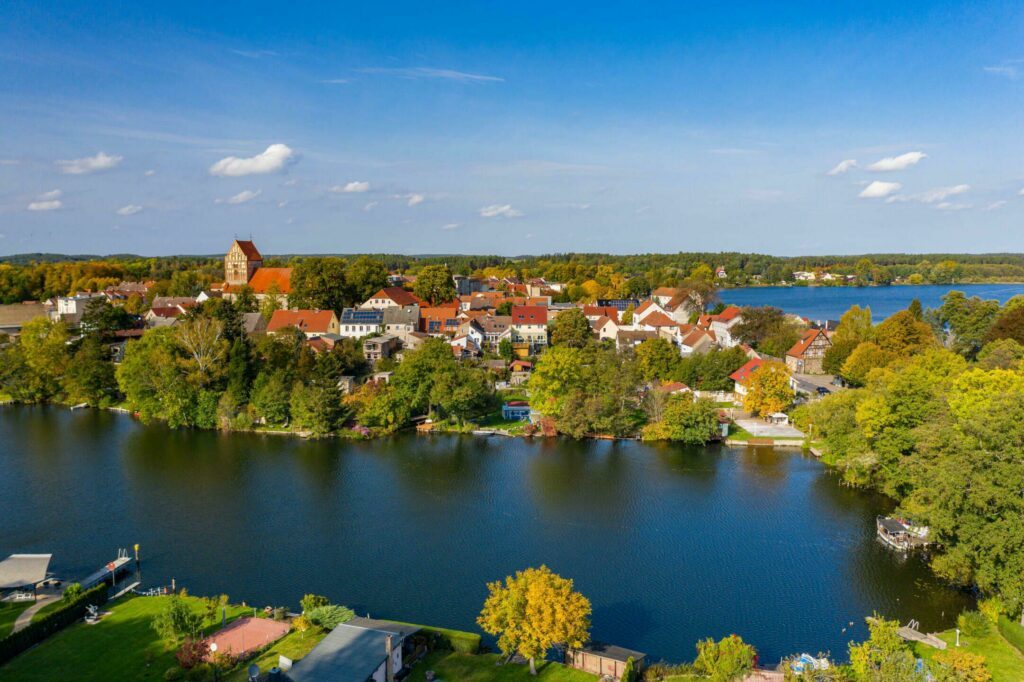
887, 184, 970, 204
480, 204, 523, 218
209, 144, 295, 177
406, 193, 424, 207
859, 181, 902, 199
442, 223, 460, 230
984, 65, 1018, 79
935, 202, 972, 211
277, 200, 289, 208
827, 159, 857, 176
27, 189, 63, 211
985, 200, 1008, 211
866, 151, 927, 172
57, 151, 123, 175
357, 67, 503, 83
1018, 187, 1024, 196
217, 189, 262, 205
144, 169, 156, 177
331, 181, 370, 193
320, 78, 352, 85
363, 201, 378, 212
116, 204, 143, 216
283, 178, 298, 187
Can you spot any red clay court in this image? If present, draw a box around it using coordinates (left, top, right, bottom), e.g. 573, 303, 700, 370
205, 617, 291, 658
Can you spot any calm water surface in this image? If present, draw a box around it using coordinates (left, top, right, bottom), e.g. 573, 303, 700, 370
0, 407, 971, 664
721, 283, 1024, 321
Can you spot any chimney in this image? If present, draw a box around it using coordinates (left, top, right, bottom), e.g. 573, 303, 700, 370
385, 634, 394, 682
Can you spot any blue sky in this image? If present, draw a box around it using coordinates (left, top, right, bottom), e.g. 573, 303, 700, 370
2, 1, 1023, 256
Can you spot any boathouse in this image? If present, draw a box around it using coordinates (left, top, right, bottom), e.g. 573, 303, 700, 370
565, 642, 646, 679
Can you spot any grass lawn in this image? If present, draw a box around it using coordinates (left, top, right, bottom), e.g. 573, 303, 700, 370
0, 600, 34, 638
0, 594, 251, 681
407, 651, 599, 681
914, 627, 1024, 682
727, 425, 755, 440
222, 628, 325, 681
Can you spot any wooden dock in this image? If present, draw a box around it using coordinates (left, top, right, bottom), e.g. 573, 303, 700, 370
896, 621, 947, 649
80, 554, 133, 590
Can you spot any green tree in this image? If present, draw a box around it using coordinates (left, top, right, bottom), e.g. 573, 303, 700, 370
498, 338, 514, 362
477, 565, 591, 677
642, 394, 719, 444
983, 305, 1024, 347
344, 256, 390, 305
289, 257, 348, 312
977, 338, 1024, 370
63, 336, 118, 406
413, 264, 457, 305
290, 382, 344, 437
300, 594, 330, 613
848, 615, 919, 681
152, 594, 204, 644
841, 342, 895, 387
250, 370, 292, 425
937, 291, 1000, 358
6, 317, 71, 402
548, 308, 592, 348
80, 297, 133, 339
635, 338, 680, 382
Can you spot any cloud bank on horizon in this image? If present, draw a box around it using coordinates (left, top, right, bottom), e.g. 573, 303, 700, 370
2, 2, 1023, 256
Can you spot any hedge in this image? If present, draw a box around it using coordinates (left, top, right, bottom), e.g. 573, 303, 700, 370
0, 584, 108, 666
998, 616, 1024, 656
394, 621, 481, 654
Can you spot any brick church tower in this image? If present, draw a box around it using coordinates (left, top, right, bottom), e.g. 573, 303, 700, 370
224, 239, 263, 286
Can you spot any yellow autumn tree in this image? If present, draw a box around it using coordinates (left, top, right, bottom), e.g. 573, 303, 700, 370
477, 565, 591, 676
743, 360, 793, 418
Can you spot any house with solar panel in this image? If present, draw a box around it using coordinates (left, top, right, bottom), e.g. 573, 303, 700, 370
339, 308, 384, 339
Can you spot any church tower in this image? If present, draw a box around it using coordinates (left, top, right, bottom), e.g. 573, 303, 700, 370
224, 239, 263, 286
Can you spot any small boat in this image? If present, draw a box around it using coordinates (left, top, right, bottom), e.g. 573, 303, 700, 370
790, 653, 830, 673
877, 516, 930, 551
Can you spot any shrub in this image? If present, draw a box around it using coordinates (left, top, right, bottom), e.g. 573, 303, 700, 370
405, 624, 481, 654
977, 597, 1002, 624
291, 614, 316, 634
957, 610, 991, 638
998, 616, 1024, 655
694, 634, 756, 681
300, 594, 330, 613
175, 637, 209, 670
306, 604, 355, 630
933, 649, 991, 682
163, 667, 184, 681
0, 583, 108, 666
62, 582, 83, 603
621, 656, 638, 682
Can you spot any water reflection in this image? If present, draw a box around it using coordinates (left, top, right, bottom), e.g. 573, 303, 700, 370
0, 406, 975, 663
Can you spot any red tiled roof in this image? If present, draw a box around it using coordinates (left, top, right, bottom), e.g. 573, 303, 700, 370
368, 287, 422, 307
712, 306, 742, 322
148, 306, 183, 318
786, 328, 828, 359
729, 358, 763, 384
511, 305, 548, 324
583, 305, 619, 321
233, 240, 262, 260
634, 300, 657, 315
248, 267, 292, 294
652, 287, 677, 297
267, 309, 336, 334
639, 311, 676, 327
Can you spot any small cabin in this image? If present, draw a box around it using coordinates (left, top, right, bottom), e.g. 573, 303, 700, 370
565, 643, 646, 680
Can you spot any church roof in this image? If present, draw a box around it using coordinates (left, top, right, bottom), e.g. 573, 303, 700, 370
233, 240, 263, 260
248, 267, 292, 294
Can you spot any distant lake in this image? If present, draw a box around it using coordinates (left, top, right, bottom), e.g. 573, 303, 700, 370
0, 406, 972, 665
720, 284, 1024, 321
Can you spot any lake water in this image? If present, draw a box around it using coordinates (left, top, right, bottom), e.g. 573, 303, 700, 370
720, 283, 1024, 321
0, 406, 972, 665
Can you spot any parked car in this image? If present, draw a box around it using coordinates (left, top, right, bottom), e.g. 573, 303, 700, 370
816, 386, 831, 396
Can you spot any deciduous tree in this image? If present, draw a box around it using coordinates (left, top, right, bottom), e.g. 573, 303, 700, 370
743, 360, 792, 418
477, 565, 591, 676
413, 264, 457, 305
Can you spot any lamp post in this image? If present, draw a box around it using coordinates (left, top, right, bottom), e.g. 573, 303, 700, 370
210, 643, 219, 681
